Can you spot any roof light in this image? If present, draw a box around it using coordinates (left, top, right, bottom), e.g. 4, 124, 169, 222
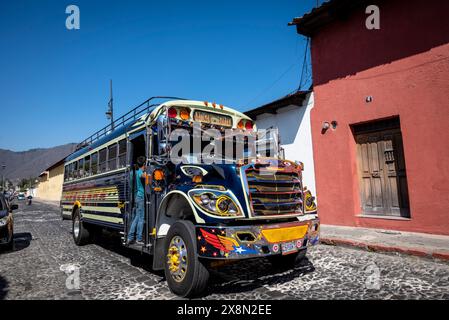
245, 120, 253, 130
203, 101, 208, 106
168, 107, 178, 118
237, 120, 244, 129
179, 108, 190, 120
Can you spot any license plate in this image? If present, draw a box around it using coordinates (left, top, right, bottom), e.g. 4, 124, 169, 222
281, 241, 297, 255
193, 110, 233, 127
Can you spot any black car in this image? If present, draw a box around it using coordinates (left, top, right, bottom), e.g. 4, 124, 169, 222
0, 193, 18, 251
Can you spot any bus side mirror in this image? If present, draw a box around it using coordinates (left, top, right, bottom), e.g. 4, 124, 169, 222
158, 142, 169, 156
156, 115, 170, 156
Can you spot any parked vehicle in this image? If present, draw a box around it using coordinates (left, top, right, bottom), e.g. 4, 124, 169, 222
0, 193, 18, 251
60, 97, 319, 297
17, 193, 25, 200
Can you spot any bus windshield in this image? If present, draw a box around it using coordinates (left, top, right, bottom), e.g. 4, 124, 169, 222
168, 125, 280, 164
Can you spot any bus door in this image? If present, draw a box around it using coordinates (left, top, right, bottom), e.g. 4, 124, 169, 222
124, 131, 149, 247
144, 128, 157, 246
145, 115, 170, 246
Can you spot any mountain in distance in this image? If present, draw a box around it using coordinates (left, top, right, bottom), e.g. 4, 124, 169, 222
0, 143, 77, 182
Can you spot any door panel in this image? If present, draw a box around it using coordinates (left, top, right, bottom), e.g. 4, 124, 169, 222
357, 133, 386, 214
370, 137, 383, 210
354, 120, 410, 217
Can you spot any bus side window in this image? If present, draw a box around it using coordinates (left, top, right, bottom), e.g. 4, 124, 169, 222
68, 163, 72, 181
78, 158, 84, 178
108, 143, 118, 171
118, 139, 127, 168
99, 148, 107, 173
91, 152, 98, 175
70, 162, 75, 180
73, 161, 78, 180
84, 155, 91, 177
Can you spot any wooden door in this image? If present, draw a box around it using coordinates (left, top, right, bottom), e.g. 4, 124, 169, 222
355, 121, 410, 217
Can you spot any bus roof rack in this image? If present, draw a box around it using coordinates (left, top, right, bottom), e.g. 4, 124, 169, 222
75, 96, 188, 151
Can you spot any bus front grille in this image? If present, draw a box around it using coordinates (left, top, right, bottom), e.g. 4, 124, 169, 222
243, 163, 303, 218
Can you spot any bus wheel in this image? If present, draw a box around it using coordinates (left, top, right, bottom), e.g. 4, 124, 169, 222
267, 248, 307, 269
72, 208, 91, 246
164, 220, 209, 297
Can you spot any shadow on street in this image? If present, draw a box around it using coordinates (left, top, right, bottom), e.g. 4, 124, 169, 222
11, 232, 32, 253
0, 232, 32, 255
88, 229, 315, 297
204, 257, 315, 297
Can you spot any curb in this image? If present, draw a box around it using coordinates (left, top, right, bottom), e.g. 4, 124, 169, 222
320, 237, 449, 262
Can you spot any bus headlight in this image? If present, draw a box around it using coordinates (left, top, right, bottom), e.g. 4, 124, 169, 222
190, 191, 242, 217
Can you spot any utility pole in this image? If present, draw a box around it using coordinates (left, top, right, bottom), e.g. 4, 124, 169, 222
106, 79, 114, 130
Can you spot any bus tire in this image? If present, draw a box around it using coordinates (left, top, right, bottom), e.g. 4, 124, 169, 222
267, 248, 307, 269
72, 208, 91, 246
164, 220, 209, 298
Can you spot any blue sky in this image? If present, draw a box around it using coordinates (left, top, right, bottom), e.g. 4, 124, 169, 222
0, 0, 314, 151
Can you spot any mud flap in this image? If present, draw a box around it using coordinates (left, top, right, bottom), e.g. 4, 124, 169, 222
152, 237, 166, 270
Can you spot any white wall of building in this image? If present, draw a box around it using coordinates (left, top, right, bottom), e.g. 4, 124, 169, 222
253, 92, 316, 197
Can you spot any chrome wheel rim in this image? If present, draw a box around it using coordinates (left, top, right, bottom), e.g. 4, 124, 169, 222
73, 216, 80, 238
167, 235, 188, 282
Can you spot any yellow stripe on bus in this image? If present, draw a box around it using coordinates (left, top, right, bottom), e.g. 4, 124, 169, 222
81, 213, 124, 224
82, 206, 122, 214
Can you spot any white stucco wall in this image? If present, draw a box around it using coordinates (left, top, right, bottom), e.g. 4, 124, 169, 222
252, 92, 316, 197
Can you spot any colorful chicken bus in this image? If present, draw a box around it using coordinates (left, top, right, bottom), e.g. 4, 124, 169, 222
60, 96, 319, 297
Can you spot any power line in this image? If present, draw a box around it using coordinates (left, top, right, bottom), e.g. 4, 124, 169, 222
245, 62, 298, 107
298, 37, 310, 91
246, 35, 312, 108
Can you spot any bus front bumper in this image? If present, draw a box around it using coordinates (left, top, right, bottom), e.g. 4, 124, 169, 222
196, 216, 320, 259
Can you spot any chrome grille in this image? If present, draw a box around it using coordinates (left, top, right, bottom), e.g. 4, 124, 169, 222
243, 165, 303, 217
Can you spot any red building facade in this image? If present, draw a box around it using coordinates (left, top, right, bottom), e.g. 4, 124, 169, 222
291, 0, 449, 235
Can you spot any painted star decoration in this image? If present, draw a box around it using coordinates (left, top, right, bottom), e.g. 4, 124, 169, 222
234, 247, 246, 254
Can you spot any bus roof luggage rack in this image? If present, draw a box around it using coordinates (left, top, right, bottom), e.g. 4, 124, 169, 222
75, 96, 188, 151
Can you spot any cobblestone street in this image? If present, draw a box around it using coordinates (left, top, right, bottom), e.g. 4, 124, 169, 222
1, 201, 448, 300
